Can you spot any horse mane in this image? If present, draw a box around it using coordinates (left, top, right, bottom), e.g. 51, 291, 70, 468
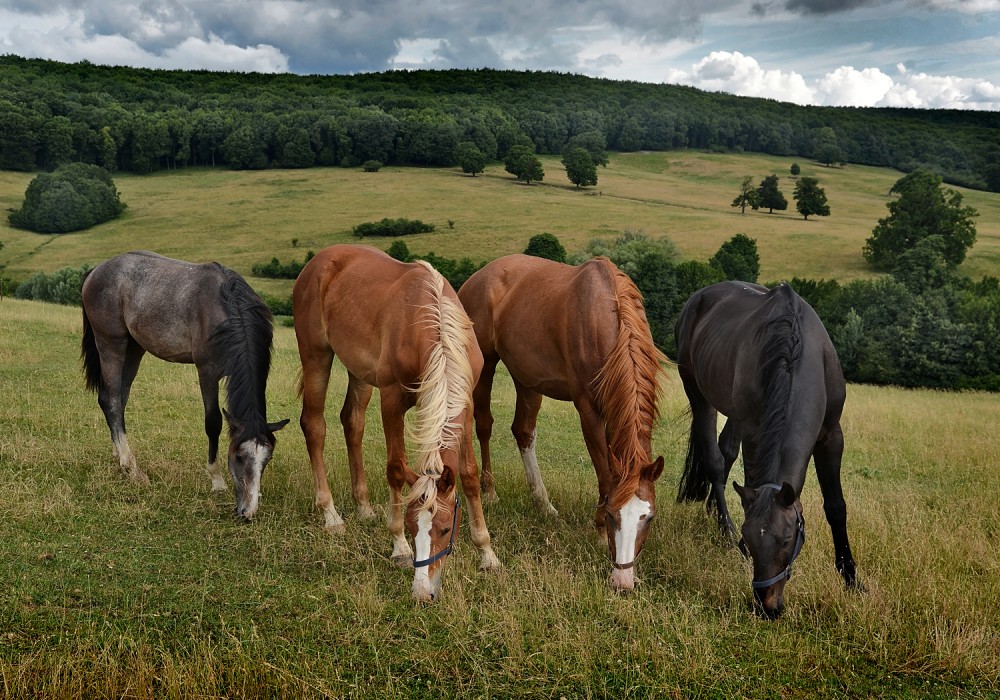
748, 284, 803, 493
210, 270, 275, 444
405, 261, 475, 513
593, 265, 668, 510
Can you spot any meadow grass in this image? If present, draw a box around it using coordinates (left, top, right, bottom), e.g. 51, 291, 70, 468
2, 152, 999, 298
1, 299, 999, 698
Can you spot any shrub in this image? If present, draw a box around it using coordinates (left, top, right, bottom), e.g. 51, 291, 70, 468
353, 218, 435, 238
251, 251, 315, 279
524, 233, 567, 263
8, 164, 126, 234
13, 263, 93, 305
362, 160, 383, 172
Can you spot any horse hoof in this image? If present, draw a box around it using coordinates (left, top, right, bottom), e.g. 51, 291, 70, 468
479, 551, 502, 571
357, 504, 377, 520
391, 553, 415, 569
481, 489, 499, 504
323, 522, 347, 536
129, 471, 150, 486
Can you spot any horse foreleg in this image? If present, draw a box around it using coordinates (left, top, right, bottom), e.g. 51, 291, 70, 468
457, 411, 501, 571
814, 423, 861, 590
381, 387, 415, 567
713, 417, 740, 540
511, 382, 556, 517
341, 373, 375, 519
473, 357, 499, 502
299, 349, 345, 533
197, 368, 227, 492
576, 396, 612, 543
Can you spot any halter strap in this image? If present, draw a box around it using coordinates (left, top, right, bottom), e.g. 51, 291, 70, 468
750, 483, 806, 590
412, 495, 461, 569
611, 547, 641, 571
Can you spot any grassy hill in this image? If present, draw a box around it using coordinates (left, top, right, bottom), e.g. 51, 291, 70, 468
3, 152, 999, 298
1, 298, 999, 696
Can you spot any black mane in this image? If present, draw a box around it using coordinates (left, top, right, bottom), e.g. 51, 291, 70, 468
748, 284, 803, 498
210, 270, 275, 443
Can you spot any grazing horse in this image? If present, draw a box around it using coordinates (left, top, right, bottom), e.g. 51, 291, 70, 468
292, 244, 500, 602
81, 251, 289, 518
458, 254, 666, 591
674, 280, 860, 618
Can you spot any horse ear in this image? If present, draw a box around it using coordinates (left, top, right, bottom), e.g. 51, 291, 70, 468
777, 482, 796, 507
437, 468, 456, 497
268, 418, 290, 433
733, 481, 753, 508
644, 456, 665, 481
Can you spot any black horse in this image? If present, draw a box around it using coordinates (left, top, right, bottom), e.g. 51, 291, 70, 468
81, 251, 288, 518
675, 281, 860, 618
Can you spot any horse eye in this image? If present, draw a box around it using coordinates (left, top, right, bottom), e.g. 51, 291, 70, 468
440, 528, 451, 537
780, 538, 792, 549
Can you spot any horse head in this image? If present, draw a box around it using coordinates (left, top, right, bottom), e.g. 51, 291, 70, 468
225, 411, 290, 520
406, 467, 461, 602
605, 456, 664, 591
733, 481, 806, 619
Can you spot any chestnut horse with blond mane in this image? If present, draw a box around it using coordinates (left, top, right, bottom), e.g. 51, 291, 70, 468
458, 254, 666, 590
293, 245, 500, 602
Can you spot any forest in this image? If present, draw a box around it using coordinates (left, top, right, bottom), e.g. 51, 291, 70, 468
2, 55, 999, 192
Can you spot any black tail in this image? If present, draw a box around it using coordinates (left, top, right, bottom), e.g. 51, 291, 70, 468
80, 270, 103, 393
677, 419, 710, 502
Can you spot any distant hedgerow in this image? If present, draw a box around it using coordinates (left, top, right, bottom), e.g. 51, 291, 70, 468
251, 251, 315, 279
353, 218, 435, 238
13, 263, 93, 305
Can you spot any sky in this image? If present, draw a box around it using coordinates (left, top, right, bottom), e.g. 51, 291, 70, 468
1, 0, 999, 110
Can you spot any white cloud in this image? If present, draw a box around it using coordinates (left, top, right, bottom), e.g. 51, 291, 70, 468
664, 51, 1000, 109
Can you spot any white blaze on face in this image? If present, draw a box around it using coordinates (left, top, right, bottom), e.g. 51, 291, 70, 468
238, 441, 270, 519
611, 494, 651, 590
411, 509, 441, 602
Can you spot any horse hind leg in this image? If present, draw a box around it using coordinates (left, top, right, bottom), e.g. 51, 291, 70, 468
473, 356, 499, 502
341, 373, 375, 519
98, 338, 149, 485
511, 382, 557, 517
299, 347, 345, 533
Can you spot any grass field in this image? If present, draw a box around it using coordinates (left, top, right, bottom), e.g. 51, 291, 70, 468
1, 298, 999, 698
2, 152, 1000, 298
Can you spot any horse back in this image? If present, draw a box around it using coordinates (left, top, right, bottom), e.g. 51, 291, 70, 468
82, 251, 229, 364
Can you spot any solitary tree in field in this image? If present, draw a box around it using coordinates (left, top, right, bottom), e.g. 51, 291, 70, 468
731, 175, 760, 214
790, 162, 800, 178
524, 233, 567, 262
793, 176, 830, 220
863, 168, 977, 271
457, 141, 486, 176
562, 147, 597, 188
757, 174, 788, 214
504, 145, 544, 184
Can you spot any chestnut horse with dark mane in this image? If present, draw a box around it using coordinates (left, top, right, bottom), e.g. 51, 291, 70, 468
293, 245, 500, 602
675, 281, 861, 618
459, 254, 666, 590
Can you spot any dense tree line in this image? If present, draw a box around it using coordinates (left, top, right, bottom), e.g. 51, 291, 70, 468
2, 56, 998, 191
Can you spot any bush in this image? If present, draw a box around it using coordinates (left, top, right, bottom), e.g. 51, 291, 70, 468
524, 233, 566, 263
251, 251, 315, 279
13, 263, 93, 305
362, 160, 383, 172
353, 218, 435, 238
8, 164, 126, 234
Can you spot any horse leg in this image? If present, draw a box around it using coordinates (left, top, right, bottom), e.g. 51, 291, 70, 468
456, 410, 501, 571
299, 347, 345, 533
683, 393, 736, 539
197, 366, 227, 492
575, 396, 612, 544
341, 373, 375, 519
814, 423, 861, 590
511, 381, 557, 517
472, 355, 499, 502
381, 385, 415, 567
96, 337, 149, 484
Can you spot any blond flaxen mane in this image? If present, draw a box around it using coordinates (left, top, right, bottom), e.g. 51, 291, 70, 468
405, 261, 474, 513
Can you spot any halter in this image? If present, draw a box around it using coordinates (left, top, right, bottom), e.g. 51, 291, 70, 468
611, 548, 640, 571
412, 495, 461, 569
750, 483, 806, 590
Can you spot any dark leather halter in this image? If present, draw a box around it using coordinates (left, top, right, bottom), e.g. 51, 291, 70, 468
412, 496, 461, 569
750, 483, 806, 590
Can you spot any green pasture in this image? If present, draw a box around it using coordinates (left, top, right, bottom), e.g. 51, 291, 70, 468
2, 152, 1000, 299
1, 299, 998, 698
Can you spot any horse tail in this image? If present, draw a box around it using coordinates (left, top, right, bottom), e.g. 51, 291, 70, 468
593, 264, 667, 506
80, 269, 104, 394
406, 261, 475, 512
753, 284, 803, 483
677, 418, 710, 502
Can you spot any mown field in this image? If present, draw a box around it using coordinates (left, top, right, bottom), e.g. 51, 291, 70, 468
2, 152, 1000, 298
2, 153, 1000, 697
